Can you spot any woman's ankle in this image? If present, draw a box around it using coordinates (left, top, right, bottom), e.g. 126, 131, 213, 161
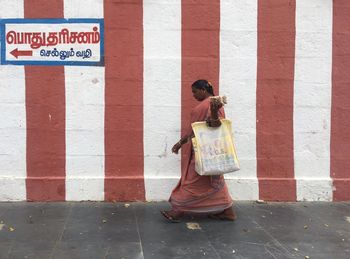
223, 206, 237, 219
168, 209, 184, 218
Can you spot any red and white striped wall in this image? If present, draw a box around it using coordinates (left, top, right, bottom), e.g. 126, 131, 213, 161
0, 0, 349, 202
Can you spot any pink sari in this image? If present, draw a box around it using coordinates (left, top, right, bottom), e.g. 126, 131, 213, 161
169, 97, 233, 213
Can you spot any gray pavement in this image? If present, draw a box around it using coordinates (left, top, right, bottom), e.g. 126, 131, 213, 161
0, 201, 349, 259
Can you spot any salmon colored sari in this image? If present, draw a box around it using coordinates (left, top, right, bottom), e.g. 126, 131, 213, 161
169, 97, 233, 213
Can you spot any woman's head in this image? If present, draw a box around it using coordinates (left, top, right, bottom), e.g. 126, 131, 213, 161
191, 79, 215, 101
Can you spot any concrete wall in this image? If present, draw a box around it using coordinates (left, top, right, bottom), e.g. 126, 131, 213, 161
0, 0, 349, 201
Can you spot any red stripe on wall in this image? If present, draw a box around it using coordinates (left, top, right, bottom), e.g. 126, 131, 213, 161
104, 0, 145, 201
331, 0, 350, 201
181, 0, 220, 169
24, 0, 66, 201
256, 0, 296, 201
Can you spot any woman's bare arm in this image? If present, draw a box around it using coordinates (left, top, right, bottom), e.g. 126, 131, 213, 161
207, 98, 222, 127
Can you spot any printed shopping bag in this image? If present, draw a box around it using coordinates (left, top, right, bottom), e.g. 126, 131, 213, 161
191, 119, 240, 175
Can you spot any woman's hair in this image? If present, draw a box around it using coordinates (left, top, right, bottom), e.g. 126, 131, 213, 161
192, 79, 215, 96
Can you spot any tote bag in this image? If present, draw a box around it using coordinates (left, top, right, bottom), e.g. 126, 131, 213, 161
191, 119, 240, 176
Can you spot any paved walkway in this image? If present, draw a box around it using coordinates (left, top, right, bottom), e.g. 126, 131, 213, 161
0, 201, 349, 259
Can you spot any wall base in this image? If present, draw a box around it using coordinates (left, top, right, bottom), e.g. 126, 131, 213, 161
0, 176, 346, 201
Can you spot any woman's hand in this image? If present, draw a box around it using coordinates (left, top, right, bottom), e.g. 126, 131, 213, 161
172, 142, 182, 154
172, 136, 190, 154
208, 98, 222, 127
210, 98, 223, 113
207, 118, 221, 127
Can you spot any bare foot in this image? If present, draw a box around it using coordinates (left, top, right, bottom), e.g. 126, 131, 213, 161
160, 210, 184, 223
208, 207, 237, 221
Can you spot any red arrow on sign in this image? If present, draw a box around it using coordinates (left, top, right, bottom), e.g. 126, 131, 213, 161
10, 48, 33, 59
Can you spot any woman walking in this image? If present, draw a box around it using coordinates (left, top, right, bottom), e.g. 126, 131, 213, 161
161, 79, 236, 222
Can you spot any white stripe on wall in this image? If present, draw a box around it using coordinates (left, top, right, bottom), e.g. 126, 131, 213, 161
219, 0, 259, 200
294, 0, 333, 201
64, 0, 105, 201
0, 0, 26, 201
143, 0, 182, 200
64, 0, 103, 18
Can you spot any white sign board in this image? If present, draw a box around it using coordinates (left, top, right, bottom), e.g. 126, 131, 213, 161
0, 19, 104, 66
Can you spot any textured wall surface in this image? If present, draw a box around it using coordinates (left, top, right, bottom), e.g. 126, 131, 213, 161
0, 0, 349, 201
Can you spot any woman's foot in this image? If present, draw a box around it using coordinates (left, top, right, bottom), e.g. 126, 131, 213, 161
208, 207, 237, 221
160, 210, 184, 223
